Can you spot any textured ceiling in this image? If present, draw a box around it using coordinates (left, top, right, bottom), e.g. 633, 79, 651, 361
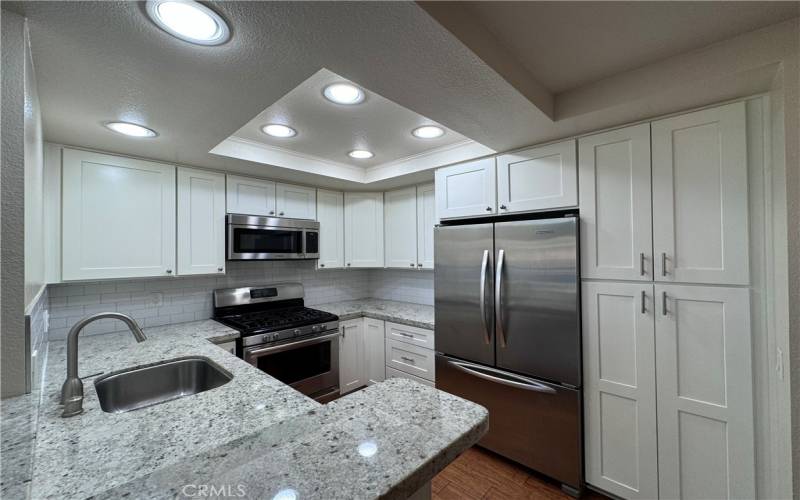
458, 1, 800, 93
229, 68, 471, 169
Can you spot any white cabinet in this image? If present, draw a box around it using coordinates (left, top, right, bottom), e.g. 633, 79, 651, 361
579, 124, 653, 281
62, 149, 176, 280
344, 192, 384, 268
226, 175, 276, 216
275, 183, 316, 219
416, 183, 436, 269
215, 341, 236, 356
339, 319, 366, 394
652, 102, 749, 285
435, 157, 496, 219
177, 167, 226, 276
385, 338, 436, 382
364, 318, 386, 385
655, 284, 754, 499
386, 366, 435, 388
582, 281, 658, 500
583, 282, 754, 499
384, 186, 418, 269
496, 139, 577, 213
316, 189, 344, 269
385, 322, 435, 351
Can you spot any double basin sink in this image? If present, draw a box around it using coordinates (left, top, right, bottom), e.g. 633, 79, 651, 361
94, 357, 232, 413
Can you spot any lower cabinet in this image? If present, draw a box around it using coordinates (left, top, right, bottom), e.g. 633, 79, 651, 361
583, 281, 754, 499
339, 317, 435, 395
339, 319, 366, 394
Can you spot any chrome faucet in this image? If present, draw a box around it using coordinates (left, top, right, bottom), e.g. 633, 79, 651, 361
60, 312, 147, 417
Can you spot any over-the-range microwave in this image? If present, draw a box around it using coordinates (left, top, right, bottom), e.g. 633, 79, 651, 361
226, 214, 319, 260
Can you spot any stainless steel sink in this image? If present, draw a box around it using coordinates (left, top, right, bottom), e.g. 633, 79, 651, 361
94, 357, 233, 413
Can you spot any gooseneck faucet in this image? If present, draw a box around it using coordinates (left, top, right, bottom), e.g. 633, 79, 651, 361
60, 312, 147, 417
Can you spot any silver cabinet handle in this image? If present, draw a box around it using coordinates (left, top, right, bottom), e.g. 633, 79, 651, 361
341, 326, 345, 338
346, 263, 351, 267
417, 263, 422, 267
641, 290, 646, 314
662, 291, 668, 316
399, 332, 414, 338
500, 204, 507, 210
495, 249, 507, 348
640, 253, 646, 276
409, 263, 415, 267
319, 263, 325, 268
217, 267, 223, 272
479, 249, 491, 345
166, 269, 172, 274
269, 211, 274, 215
400, 356, 415, 364
485, 206, 492, 212
440, 355, 556, 394
661, 252, 668, 277
279, 211, 285, 216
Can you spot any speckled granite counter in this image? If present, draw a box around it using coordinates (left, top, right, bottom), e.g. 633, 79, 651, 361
315, 299, 434, 330
13, 319, 485, 499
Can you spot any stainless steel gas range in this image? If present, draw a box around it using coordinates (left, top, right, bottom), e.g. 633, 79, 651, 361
213, 283, 340, 403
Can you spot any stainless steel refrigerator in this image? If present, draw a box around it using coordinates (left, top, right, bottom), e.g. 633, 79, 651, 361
434, 215, 582, 494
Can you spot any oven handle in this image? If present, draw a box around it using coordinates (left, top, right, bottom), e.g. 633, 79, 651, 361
244, 331, 341, 359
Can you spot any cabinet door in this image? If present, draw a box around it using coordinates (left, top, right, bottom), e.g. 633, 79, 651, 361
275, 183, 316, 219
655, 284, 754, 499
435, 157, 496, 219
582, 282, 658, 499
339, 319, 366, 394
416, 183, 436, 269
496, 139, 577, 213
384, 186, 418, 269
579, 124, 653, 281
62, 149, 176, 280
364, 318, 386, 385
344, 192, 384, 268
316, 189, 344, 269
177, 167, 226, 276
652, 102, 749, 285
226, 175, 276, 216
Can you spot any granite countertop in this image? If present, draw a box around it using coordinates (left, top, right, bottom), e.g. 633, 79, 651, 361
315, 299, 434, 330
14, 319, 485, 499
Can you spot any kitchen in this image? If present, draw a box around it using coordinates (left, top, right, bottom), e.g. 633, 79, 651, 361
1, 2, 798, 499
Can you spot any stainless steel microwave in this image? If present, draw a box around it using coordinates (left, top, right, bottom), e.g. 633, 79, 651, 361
226, 214, 319, 260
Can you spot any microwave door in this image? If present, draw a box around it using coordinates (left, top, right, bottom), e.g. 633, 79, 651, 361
228, 225, 304, 260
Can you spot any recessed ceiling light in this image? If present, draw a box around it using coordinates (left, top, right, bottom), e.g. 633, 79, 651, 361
323, 83, 365, 105
412, 125, 445, 139
146, 0, 230, 46
348, 150, 374, 159
105, 121, 158, 138
261, 124, 297, 138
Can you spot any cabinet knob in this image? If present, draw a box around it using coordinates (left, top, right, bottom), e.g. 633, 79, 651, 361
269, 211, 274, 215
166, 269, 172, 274
217, 267, 223, 272
346, 263, 351, 267
279, 211, 284, 216
409, 263, 415, 267
500, 204, 507, 210
320, 263, 325, 268
485, 207, 492, 211
417, 263, 422, 267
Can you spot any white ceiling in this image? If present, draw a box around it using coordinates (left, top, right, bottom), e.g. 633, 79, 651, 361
6, 1, 798, 189
220, 68, 486, 177
463, 1, 800, 93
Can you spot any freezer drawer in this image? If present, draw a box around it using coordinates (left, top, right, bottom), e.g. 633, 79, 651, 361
436, 354, 583, 490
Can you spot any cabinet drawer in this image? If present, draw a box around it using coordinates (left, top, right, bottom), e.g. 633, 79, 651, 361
386, 366, 435, 387
385, 322, 434, 350
385, 339, 435, 381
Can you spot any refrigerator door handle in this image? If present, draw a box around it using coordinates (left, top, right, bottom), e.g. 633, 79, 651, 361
479, 249, 491, 345
495, 249, 507, 348
440, 355, 556, 394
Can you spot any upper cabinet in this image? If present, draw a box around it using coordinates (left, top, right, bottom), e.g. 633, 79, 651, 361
226, 175, 276, 216
62, 149, 176, 280
435, 157, 496, 219
652, 102, 749, 285
384, 186, 418, 269
416, 183, 436, 269
496, 139, 577, 213
344, 192, 384, 268
276, 182, 316, 219
579, 124, 653, 281
177, 167, 226, 276
317, 189, 344, 269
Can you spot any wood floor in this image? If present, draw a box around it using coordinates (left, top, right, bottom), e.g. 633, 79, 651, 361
433, 447, 609, 500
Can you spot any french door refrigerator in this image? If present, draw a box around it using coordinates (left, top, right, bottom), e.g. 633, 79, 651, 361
434, 215, 582, 494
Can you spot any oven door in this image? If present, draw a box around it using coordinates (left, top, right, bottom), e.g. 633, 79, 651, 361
228, 223, 306, 260
243, 331, 340, 402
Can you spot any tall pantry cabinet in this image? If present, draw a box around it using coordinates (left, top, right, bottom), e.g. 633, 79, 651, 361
580, 101, 754, 499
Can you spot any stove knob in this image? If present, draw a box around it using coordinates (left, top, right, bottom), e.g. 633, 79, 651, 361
262, 335, 269, 343
293, 329, 301, 336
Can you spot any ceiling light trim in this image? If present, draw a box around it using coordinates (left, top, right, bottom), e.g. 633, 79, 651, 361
261, 124, 298, 138
322, 82, 366, 105
104, 121, 159, 138
146, 0, 231, 46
